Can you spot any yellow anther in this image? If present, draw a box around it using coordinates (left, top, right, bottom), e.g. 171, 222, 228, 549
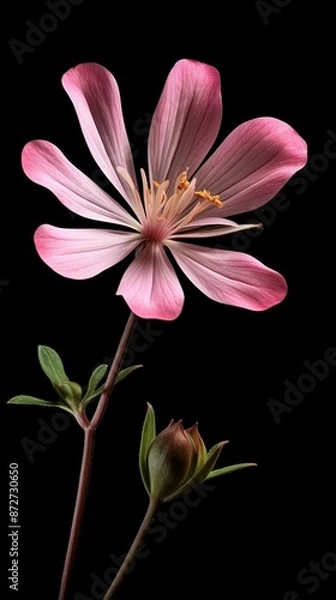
177, 172, 191, 191
194, 189, 222, 208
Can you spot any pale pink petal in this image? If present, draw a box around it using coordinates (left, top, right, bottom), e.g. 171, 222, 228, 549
195, 117, 307, 217
166, 241, 287, 311
22, 141, 141, 230
116, 243, 184, 320
34, 225, 140, 279
179, 217, 239, 230
171, 216, 261, 238
171, 222, 261, 239
148, 59, 222, 188
62, 63, 139, 215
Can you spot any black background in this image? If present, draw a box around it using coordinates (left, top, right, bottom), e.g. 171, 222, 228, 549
1, 1, 335, 599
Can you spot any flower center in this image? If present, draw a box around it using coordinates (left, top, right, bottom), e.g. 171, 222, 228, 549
117, 166, 222, 242
145, 171, 223, 240
151, 171, 222, 218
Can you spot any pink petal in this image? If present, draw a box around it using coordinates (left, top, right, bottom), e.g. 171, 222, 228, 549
166, 241, 288, 311
116, 243, 184, 320
195, 117, 307, 217
148, 59, 222, 189
62, 63, 139, 215
172, 216, 260, 238
34, 225, 140, 279
22, 141, 140, 230
179, 217, 239, 229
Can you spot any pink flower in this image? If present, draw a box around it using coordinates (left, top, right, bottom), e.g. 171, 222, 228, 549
22, 59, 307, 320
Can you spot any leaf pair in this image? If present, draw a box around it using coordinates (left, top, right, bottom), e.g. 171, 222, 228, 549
8, 345, 141, 419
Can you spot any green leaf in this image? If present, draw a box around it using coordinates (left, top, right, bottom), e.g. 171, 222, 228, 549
80, 385, 105, 410
139, 403, 156, 495
115, 365, 143, 385
7, 395, 73, 414
80, 364, 143, 410
206, 462, 257, 480
38, 345, 69, 389
83, 364, 108, 403
57, 381, 83, 410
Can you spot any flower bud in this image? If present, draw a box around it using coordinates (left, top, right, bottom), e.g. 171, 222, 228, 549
139, 404, 256, 504
147, 420, 194, 501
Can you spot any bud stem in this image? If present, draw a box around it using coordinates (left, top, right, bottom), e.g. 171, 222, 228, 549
103, 498, 160, 600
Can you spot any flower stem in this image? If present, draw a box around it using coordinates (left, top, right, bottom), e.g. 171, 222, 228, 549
103, 498, 159, 600
58, 427, 95, 600
58, 311, 138, 600
90, 312, 138, 430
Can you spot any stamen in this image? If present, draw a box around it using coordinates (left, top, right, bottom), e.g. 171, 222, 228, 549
194, 189, 222, 208
177, 172, 191, 191
140, 168, 152, 215
117, 166, 146, 220
147, 173, 170, 218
